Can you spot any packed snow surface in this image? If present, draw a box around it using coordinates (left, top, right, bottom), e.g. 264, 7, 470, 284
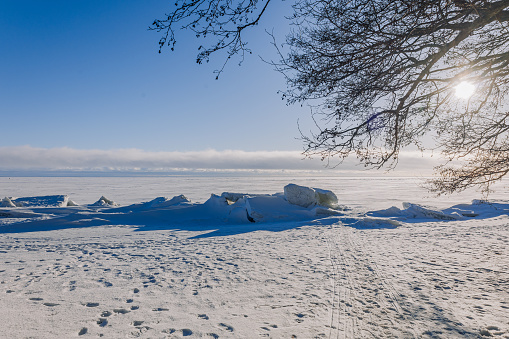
0, 181, 508, 338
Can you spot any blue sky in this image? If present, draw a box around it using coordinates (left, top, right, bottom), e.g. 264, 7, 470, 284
0, 1, 436, 174
1, 1, 310, 151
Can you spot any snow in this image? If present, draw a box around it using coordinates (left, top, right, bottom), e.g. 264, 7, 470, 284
0, 178, 508, 338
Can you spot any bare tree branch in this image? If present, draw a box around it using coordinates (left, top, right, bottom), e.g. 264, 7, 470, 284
271, 0, 509, 193
152, 0, 509, 194
150, 0, 272, 78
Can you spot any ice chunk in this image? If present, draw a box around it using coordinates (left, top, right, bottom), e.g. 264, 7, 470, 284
284, 184, 338, 208
1, 197, 16, 208
221, 192, 249, 203
314, 188, 339, 209
66, 199, 79, 206
284, 184, 316, 208
92, 196, 119, 206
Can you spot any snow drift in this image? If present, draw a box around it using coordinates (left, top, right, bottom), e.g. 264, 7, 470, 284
3, 183, 508, 235
3, 195, 78, 208
369, 202, 464, 220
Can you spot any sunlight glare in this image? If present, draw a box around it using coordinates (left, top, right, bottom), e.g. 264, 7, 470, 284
455, 81, 475, 99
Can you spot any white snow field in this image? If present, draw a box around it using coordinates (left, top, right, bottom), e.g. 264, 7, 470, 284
0, 176, 508, 338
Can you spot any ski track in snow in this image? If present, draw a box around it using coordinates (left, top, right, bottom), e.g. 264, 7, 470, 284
323, 218, 508, 339
325, 225, 413, 338
0, 206, 508, 337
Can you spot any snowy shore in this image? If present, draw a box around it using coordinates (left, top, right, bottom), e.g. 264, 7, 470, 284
0, 184, 508, 338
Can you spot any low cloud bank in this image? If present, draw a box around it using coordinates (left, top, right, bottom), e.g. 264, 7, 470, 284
0, 146, 440, 175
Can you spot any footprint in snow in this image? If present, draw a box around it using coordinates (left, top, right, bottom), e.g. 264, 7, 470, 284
97, 318, 108, 327
219, 323, 234, 332
113, 308, 130, 314
28, 297, 43, 301
101, 310, 112, 317
152, 307, 169, 312
198, 314, 209, 320
84, 302, 99, 307
181, 329, 193, 336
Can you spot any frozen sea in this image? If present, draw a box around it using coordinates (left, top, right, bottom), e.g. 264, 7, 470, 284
1, 175, 506, 210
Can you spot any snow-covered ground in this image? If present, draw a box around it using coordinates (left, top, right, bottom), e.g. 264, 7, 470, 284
0, 176, 508, 338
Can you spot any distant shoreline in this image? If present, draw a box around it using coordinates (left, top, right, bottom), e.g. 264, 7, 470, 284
0, 170, 427, 178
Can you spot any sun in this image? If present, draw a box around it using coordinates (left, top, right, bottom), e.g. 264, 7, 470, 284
455, 81, 475, 99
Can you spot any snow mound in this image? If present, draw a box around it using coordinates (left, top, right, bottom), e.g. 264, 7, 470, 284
284, 184, 338, 209
139, 194, 191, 209
8, 195, 76, 207
92, 196, 118, 206
146, 195, 190, 208
202, 194, 253, 223
402, 202, 463, 220
369, 206, 402, 217
102, 195, 191, 213
370, 203, 464, 221
1, 197, 17, 208
0, 185, 343, 230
